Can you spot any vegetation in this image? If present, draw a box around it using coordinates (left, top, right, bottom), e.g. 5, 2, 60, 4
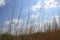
0, 29, 60, 40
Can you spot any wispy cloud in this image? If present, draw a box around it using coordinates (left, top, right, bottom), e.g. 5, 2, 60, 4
3, 19, 24, 34
30, 14, 39, 19
2, 27, 8, 33
2, 16, 60, 35
44, 0, 58, 9
31, 0, 59, 11
31, 1, 42, 11
4, 19, 23, 25
0, 0, 6, 7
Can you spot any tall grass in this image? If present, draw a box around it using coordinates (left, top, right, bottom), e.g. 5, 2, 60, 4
0, 28, 60, 40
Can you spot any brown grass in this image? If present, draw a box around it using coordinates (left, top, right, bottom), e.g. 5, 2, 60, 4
0, 29, 60, 40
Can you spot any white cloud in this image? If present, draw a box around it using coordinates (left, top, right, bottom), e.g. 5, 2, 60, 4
44, 0, 58, 9
30, 14, 39, 19
12, 19, 23, 25
4, 21, 9, 24
31, 1, 42, 11
3, 16, 60, 35
31, 0, 58, 10
4, 19, 23, 25
0, 0, 6, 6
3, 19, 24, 34
2, 27, 8, 33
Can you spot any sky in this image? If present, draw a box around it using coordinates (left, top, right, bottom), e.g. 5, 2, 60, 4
0, 0, 60, 33
0, 0, 38, 26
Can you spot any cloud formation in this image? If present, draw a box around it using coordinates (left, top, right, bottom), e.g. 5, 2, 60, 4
31, 1, 42, 11
4, 19, 23, 25
31, 0, 59, 11
2, 16, 60, 35
44, 0, 58, 9
0, 0, 6, 6
3, 19, 24, 34
30, 14, 39, 19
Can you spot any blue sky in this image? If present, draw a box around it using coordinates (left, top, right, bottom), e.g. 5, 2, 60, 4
0, 0, 37, 26
0, 0, 60, 27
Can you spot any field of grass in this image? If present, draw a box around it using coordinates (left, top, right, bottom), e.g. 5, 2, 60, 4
0, 29, 60, 40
